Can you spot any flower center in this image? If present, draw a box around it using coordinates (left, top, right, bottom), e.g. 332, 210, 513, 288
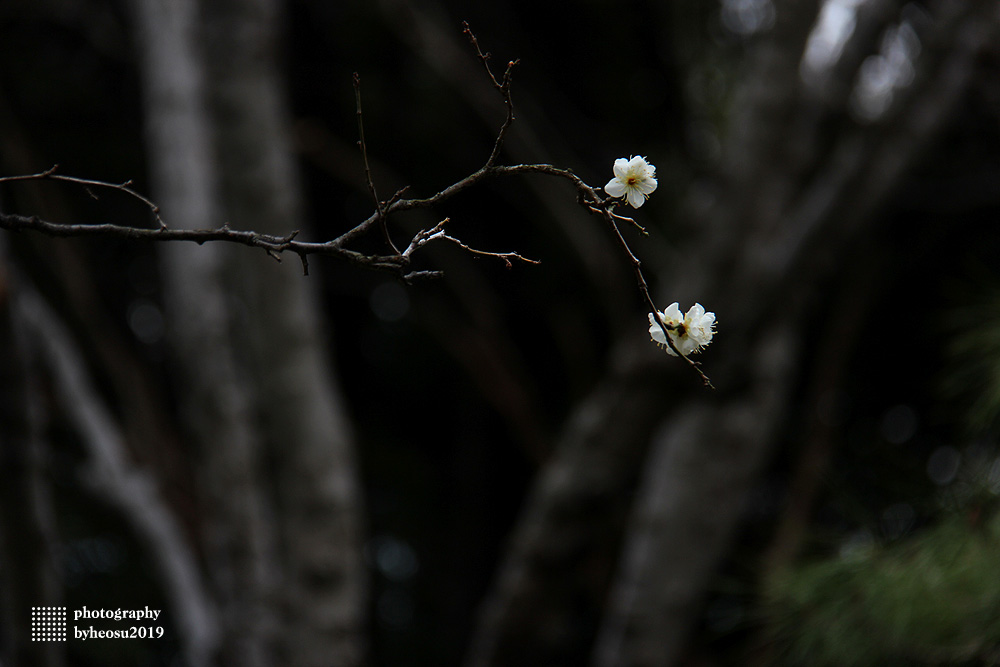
676, 323, 687, 336
626, 176, 638, 186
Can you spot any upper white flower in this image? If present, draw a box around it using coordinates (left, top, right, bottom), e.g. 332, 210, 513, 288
648, 302, 716, 356
604, 156, 658, 208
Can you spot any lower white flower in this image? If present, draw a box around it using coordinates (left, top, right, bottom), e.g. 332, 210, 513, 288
648, 302, 716, 356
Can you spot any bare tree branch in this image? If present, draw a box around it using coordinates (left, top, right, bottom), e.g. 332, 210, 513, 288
403, 218, 540, 268
0, 164, 165, 229
0, 24, 714, 387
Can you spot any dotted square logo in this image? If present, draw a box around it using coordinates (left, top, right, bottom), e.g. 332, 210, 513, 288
31, 607, 67, 642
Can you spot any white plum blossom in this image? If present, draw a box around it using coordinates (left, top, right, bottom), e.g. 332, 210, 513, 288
604, 156, 657, 208
648, 302, 716, 356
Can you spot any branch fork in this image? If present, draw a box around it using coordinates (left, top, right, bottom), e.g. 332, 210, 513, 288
0, 25, 713, 387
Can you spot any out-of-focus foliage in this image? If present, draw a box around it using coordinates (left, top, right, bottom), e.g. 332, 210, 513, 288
942, 278, 1000, 436
765, 510, 1000, 666
764, 293, 1000, 664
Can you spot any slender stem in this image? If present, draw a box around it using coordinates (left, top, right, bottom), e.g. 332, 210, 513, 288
0, 26, 715, 388
0, 164, 165, 229
353, 73, 398, 253
463, 21, 519, 167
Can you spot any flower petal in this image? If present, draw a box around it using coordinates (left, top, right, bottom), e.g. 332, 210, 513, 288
605, 180, 627, 197
636, 178, 658, 195
648, 323, 668, 346
612, 158, 630, 179
626, 188, 645, 208
662, 303, 682, 322
681, 338, 701, 355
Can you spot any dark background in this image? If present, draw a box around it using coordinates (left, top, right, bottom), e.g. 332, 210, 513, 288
2, 1, 1000, 666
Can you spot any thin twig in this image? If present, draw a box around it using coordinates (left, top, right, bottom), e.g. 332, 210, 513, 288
439, 231, 539, 268
0, 161, 713, 385
592, 205, 715, 388
606, 207, 648, 235
353, 73, 398, 253
403, 218, 538, 268
0, 27, 714, 388
463, 22, 519, 167
456, 28, 711, 382
402, 218, 450, 257
0, 164, 166, 229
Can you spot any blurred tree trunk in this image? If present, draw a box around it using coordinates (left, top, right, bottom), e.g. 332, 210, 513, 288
17, 280, 219, 667
131, 0, 367, 664
468, 2, 1000, 666
0, 248, 63, 667
197, 0, 368, 664
131, 0, 274, 664
596, 5, 999, 665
